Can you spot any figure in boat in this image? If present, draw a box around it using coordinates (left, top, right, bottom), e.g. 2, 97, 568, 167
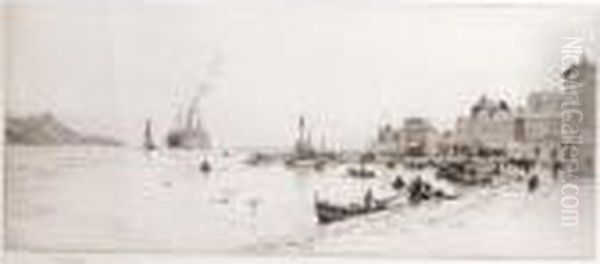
314, 190, 389, 225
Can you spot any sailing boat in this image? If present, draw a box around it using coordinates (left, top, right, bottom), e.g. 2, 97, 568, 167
293, 116, 315, 158
143, 119, 157, 151
285, 116, 319, 168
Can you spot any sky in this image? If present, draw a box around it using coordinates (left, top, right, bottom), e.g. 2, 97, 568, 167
6, 1, 600, 148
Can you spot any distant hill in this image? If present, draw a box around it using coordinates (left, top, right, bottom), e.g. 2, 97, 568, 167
5, 113, 122, 146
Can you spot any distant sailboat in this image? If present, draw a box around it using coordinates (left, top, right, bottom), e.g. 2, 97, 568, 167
143, 119, 157, 151
293, 116, 315, 158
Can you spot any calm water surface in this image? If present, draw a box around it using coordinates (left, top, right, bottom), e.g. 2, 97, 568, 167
6, 146, 595, 257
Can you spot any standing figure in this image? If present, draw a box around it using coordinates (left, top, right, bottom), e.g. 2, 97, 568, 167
364, 188, 374, 210
528, 174, 539, 193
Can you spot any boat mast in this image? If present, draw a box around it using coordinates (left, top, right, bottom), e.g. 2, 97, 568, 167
144, 119, 156, 149
298, 116, 306, 144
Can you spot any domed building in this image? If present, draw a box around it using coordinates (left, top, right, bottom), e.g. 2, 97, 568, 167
455, 95, 515, 150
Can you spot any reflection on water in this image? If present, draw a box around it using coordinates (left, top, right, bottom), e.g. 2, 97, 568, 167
5, 146, 595, 257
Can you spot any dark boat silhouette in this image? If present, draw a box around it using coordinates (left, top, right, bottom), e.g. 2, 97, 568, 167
166, 52, 221, 150
314, 189, 391, 224
166, 89, 211, 150
315, 200, 388, 224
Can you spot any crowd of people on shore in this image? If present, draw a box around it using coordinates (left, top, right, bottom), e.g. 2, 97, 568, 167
312, 147, 563, 224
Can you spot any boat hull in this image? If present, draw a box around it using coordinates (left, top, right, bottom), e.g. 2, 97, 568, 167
166, 130, 211, 150
315, 201, 387, 224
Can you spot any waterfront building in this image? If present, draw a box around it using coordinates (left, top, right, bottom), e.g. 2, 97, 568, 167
402, 117, 439, 156
373, 123, 402, 155
515, 53, 596, 173
435, 130, 458, 156
513, 90, 562, 161
454, 91, 563, 162
562, 53, 596, 177
455, 96, 515, 150
372, 117, 438, 157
